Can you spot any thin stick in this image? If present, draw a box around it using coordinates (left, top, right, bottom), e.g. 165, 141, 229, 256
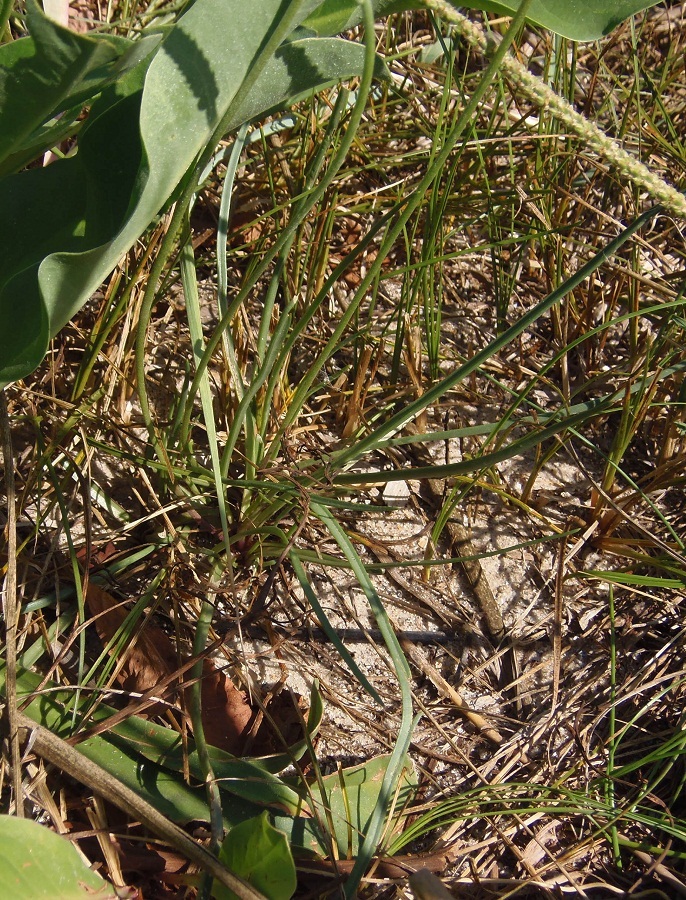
397, 634, 503, 745
0, 390, 23, 816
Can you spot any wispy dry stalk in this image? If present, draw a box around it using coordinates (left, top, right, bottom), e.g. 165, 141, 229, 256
0, 390, 23, 816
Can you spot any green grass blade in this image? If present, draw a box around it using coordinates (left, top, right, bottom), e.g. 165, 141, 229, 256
332, 203, 663, 473
310, 499, 413, 897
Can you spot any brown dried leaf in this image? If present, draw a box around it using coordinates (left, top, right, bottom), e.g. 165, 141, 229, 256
85, 585, 256, 752
85, 584, 178, 701
199, 659, 254, 754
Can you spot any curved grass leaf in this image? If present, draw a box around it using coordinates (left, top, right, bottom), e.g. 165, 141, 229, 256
290, 552, 382, 703
303, 0, 663, 42
310, 501, 415, 895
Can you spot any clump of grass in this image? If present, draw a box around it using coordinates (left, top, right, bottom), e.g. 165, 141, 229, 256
2, 2, 686, 897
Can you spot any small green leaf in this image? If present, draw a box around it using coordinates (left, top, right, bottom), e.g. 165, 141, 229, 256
214, 812, 297, 900
0, 815, 117, 899
306, 754, 417, 857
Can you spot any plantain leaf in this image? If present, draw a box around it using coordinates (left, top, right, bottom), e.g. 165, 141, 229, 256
0, 0, 158, 173
1, 660, 418, 863
303, 0, 663, 42
0, 816, 118, 899
0, 0, 385, 389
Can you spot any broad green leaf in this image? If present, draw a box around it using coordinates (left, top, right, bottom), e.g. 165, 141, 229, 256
0, 102, 86, 179
303, 754, 417, 857
0, 815, 117, 899
0, 0, 385, 388
105, 680, 323, 788
214, 812, 297, 900
1, 663, 318, 816
462, 0, 664, 40
303, 0, 663, 42
0, 0, 157, 172
109, 715, 306, 814
111, 679, 324, 779
301, 0, 369, 35
229, 36, 388, 129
